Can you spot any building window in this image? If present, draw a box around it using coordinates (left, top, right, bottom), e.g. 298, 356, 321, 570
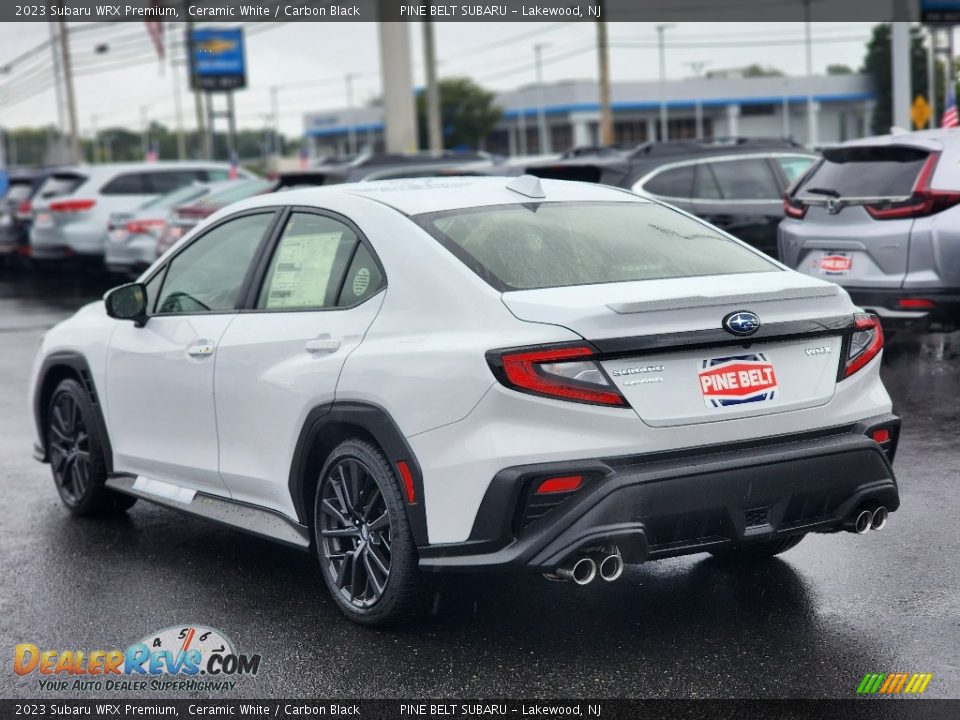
741, 104, 776, 116
613, 119, 649, 146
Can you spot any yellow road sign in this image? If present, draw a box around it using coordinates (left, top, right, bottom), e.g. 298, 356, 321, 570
912, 95, 932, 129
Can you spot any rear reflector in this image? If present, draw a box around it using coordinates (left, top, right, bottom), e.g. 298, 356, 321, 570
535, 475, 583, 495
396, 461, 416, 504
49, 199, 96, 213
897, 298, 936, 309
872, 429, 891, 443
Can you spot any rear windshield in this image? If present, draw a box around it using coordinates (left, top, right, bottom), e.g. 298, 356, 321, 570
3, 180, 36, 202
140, 184, 209, 211
795, 146, 929, 198
37, 173, 86, 199
416, 201, 778, 291
200, 179, 273, 205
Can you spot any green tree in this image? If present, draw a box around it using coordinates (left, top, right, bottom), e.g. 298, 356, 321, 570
741, 64, 785, 77
861, 23, 941, 134
416, 77, 502, 150
826, 63, 854, 75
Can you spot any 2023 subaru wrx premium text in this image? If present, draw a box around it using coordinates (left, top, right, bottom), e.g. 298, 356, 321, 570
29, 177, 900, 625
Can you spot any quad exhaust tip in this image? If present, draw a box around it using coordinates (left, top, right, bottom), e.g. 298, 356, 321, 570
547, 546, 624, 585
854, 509, 874, 535
871, 506, 888, 531
598, 550, 624, 582
553, 556, 597, 585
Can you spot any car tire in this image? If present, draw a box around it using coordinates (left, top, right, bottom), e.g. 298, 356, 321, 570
313, 438, 422, 626
708, 534, 805, 562
47, 378, 137, 515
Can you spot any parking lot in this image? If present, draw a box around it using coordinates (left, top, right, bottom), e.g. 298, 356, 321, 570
1, 267, 958, 700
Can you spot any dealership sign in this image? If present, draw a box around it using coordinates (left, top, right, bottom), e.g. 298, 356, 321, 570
190, 27, 247, 91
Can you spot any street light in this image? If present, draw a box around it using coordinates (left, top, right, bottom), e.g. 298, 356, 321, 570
534, 42, 551, 155
684, 61, 710, 139
656, 24, 675, 143
345, 72, 360, 155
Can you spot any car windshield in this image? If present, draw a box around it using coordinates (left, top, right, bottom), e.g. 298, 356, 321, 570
140, 184, 209, 211
416, 201, 778, 291
3, 180, 36, 202
37, 172, 86, 199
795, 146, 929, 198
199, 179, 273, 205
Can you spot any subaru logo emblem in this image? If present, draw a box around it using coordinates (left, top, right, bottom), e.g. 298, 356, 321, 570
723, 310, 761, 336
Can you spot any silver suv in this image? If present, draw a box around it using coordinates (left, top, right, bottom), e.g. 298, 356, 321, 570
779, 129, 960, 331
29, 162, 249, 263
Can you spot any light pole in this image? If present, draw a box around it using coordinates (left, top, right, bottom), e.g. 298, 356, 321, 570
684, 61, 710, 139
534, 42, 551, 154
803, 1, 818, 146
269, 85, 280, 161
345, 72, 359, 155
656, 23, 675, 143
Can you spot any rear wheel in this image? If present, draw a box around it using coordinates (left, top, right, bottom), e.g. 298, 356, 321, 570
47, 378, 137, 515
313, 439, 422, 626
708, 534, 805, 562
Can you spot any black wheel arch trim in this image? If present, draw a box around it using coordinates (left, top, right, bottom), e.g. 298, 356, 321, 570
33, 352, 113, 473
288, 401, 428, 546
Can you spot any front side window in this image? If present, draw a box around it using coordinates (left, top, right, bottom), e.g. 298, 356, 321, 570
155, 213, 273, 314
417, 201, 777, 291
257, 213, 372, 310
642, 165, 695, 198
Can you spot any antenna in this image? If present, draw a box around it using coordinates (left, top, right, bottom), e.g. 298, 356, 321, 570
506, 174, 546, 199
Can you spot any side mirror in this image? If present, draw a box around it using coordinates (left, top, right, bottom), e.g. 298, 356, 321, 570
104, 283, 148, 326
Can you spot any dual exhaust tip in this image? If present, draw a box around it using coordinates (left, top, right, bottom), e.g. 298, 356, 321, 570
848, 506, 889, 534
548, 547, 624, 585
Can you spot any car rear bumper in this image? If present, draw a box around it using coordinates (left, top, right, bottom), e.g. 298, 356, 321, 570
418, 414, 900, 572
848, 288, 960, 331
105, 235, 157, 272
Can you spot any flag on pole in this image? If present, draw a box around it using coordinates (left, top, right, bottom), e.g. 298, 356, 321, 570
144, 19, 165, 61
299, 144, 309, 170
228, 151, 239, 180
942, 91, 958, 128
146, 140, 158, 163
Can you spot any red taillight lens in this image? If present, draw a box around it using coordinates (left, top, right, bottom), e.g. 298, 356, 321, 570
864, 152, 960, 220
536, 475, 583, 494
125, 219, 167, 238
14, 199, 32, 220
490, 344, 627, 407
49, 199, 96, 213
842, 313, 884, 379
783, 195, 808, 219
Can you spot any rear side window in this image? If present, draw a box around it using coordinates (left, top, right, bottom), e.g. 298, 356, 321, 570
147, 170, 204, 194
708, 159, 780, 200
38, 173, 86, 199
101, 173, 148, 195
776, 155, 816, 183
642, 165, 695, 197
417, 201, 777, 291
795, 146, 929, 198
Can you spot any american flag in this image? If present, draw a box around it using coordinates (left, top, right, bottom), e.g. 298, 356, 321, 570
144, 19, 164, 61
943, 91, 958, 128
228, 151, 239, 180
145, 140, 158, 163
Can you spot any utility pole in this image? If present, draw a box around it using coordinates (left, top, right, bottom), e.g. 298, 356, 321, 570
656, 23, 675, 142
47, 22, 67, 163
185, 20, 207, 158
534, 42, 551, 154
422, 19, 443, 152
803, 1, 818, 146
376, 9, 417, 153
927, 27, 937, 127
595, 3, 613, 147
345, 73, 359, 155
141, 105, 149, 159
270, 85, 280, 160
171, 33, 186, 160
57, 22, 80, 163
90, 114, 99, 163
891, 22, 911, 131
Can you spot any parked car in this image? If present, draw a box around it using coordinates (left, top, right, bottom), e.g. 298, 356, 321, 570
29, 162, 253, 264
780, 129, 960, 332
315, 150, 495, 183
524, 139, 817, 258
30, 176, 899, 626
105, 181, 236, 276
155, 173, 329, 256
0, 169, 49, 263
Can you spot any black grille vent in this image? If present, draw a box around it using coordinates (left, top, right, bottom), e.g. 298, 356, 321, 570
745, 507, 770, 527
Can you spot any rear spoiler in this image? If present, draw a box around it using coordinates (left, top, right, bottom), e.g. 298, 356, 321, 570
607, 285, 839, 314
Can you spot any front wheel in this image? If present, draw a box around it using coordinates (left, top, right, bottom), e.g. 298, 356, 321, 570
313, 439, 422, 626
708, 534, 805, 562
47, 378, 137, 515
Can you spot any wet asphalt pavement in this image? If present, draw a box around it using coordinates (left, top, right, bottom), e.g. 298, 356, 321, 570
0, 269, 958, 701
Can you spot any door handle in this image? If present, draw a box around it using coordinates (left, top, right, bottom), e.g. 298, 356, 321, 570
186, 343, 215, 358
305, 336, 340, 355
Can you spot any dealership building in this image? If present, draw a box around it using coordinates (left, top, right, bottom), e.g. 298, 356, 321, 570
303, 73, 875, 157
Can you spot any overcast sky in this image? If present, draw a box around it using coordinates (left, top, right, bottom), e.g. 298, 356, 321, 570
0, 21, 880, 138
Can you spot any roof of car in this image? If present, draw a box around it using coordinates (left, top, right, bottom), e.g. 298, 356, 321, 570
838, 127, 960, 150
254, 176, 647, 215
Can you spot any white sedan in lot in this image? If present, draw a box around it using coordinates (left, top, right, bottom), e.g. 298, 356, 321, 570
29, 176, 900, 625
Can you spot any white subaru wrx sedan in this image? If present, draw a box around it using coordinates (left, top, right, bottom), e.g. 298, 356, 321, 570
29, 176, 900, 625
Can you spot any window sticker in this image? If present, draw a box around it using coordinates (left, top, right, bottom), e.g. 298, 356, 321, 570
352, 267, 371, 297
264, 231, 343, 309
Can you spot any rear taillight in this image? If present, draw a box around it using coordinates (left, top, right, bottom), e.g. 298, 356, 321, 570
126, 219, 167, 238
842, 313, 884, 379
783, 194, 808, 219
897, 298, 936, 310
864, 152, 960, 220
49, 199, 96, 213
488, 344, 627, 407
14, 199, 32, 220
